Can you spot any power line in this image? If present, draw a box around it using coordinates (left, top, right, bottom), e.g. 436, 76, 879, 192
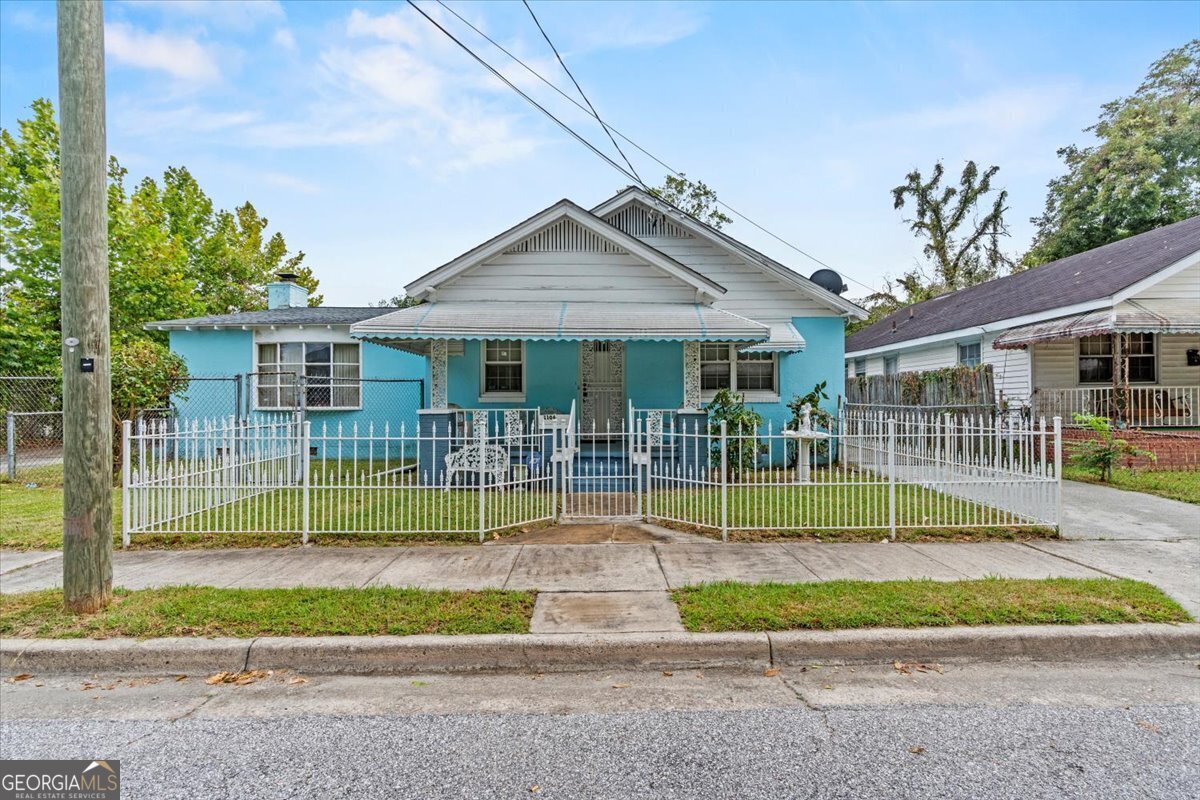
520, 0, 645, 188
419, 0, 880, 296
403, 0, 641, 186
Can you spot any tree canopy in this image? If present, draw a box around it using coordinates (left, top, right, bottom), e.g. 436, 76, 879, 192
1024, 40, 1200, 266
851, 160, 1012, 329
649, 173, 732, 229
0, 98, 321, 375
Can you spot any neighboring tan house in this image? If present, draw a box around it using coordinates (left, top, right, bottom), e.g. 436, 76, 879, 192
845, 216, 1200, 427
150, 187, 866, 439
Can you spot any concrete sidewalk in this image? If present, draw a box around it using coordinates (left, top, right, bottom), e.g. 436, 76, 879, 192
1061, 479, 1200, 542
4, 535, 1197, 634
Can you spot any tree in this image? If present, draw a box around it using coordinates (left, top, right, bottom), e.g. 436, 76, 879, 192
111, 339, 188, 428
372, 294, 425, 308
0, 98, 322, 375
1024, 41, 1200, 266
649, 173, 732, 229
891, 160, 1012, 292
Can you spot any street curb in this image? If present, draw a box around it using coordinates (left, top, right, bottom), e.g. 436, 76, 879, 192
768, 623, 1200, 666
2, 624, 1197, 676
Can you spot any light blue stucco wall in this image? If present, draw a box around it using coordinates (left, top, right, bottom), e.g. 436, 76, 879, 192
167, 328, 428, 432
440, 317, 845, 422
745, 316, 847, 430
626, 341, 684, 409
448, 340, 579, 413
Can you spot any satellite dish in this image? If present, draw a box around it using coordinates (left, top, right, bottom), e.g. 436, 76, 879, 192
810, 269, 847, 295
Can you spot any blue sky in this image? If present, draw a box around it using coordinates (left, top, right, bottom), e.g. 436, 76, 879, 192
1, 0, 1194, 305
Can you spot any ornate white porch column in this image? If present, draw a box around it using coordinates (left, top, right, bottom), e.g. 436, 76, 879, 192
430, 339, 448, 408
682, 341, 700, 410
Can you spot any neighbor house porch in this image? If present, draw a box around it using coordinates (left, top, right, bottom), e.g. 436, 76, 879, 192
993, 307, 1200, 428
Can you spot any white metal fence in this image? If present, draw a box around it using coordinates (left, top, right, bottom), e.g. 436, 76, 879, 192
123, 415, 558, 545
123, 406, 1062, 545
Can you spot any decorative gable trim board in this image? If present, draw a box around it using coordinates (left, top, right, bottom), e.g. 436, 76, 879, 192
602, 203, 689, 239
592, 188, 867, 319
504, 217, 627, 254
404, 199, 725, 301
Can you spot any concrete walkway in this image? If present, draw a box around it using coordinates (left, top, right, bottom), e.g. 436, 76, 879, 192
4, 535, 1197, 633
1061, 479, 1200, 541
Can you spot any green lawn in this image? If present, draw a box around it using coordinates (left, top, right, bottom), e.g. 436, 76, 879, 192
672, 578, 1190, 632
0, 586, 536, 638
0, 481, 551, 549
1062, 465, 1200, 505
649, 469, 1058, 541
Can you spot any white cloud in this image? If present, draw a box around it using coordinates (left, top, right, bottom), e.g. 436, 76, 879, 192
865, 85, 1080, 136
261, 171, 319, 194
105, 21, 221, 83
272, 28, 297, 51
549, 1, 706, 53
115, 104, 261, 135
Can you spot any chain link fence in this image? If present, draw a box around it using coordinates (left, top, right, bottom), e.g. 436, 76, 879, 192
2, 374, 425, 485
1, 376, 64, 484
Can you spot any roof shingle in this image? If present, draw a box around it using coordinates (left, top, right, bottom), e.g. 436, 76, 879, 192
845, 215, 1200, 353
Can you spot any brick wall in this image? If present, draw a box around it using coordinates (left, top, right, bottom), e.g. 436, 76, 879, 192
1062, 428, 1200, 471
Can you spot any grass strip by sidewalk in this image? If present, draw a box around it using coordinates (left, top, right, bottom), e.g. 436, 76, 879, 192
0, 586, 536, 638
672, 578, 1191, 632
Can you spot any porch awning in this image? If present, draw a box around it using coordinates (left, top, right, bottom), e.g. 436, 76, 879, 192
993, 300, 1200, 350
350, 301, 770, 348
738, 322, 806, 353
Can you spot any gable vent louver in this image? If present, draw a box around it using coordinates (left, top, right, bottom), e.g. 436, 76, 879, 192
504, 219, 627, 254
604, 205, 688, 238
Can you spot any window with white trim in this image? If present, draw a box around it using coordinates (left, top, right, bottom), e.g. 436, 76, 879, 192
957, 341, 982, 368
482, 340, 524, 397
700, 344, 777, 396
853, 358, 866, 378
1078, 334, 1156, 384
256, 342, 360, 409
1077, 335, 1112, 383
1126, 333, 1156, 382
883, 355, 898, 376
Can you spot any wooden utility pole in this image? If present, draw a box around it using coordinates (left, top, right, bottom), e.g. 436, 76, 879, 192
58, 0, 112, 613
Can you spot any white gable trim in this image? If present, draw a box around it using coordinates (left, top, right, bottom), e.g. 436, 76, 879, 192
1112, 248, 1200, 303
592, 188, 867, 319
404, 199, 726, 302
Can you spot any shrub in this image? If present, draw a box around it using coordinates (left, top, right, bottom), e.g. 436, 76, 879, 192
1069, 413, 1154, 481
706, 388, 763, 476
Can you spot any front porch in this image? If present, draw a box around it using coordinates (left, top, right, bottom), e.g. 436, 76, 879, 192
1032, 385, 1199, 428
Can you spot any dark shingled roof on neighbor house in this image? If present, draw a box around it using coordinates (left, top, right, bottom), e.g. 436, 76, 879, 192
146, 307, 390, 330
845, 215, 1200, 353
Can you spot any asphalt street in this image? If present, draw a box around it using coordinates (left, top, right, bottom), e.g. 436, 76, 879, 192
2, 661, 1197, 799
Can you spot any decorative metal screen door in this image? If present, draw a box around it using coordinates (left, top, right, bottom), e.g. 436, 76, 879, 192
580, 341, 625, 434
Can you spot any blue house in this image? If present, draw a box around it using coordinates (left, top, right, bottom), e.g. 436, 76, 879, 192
149, 188, 865, 481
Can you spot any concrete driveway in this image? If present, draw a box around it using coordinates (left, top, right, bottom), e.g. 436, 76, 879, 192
1061, 480, 1200, 541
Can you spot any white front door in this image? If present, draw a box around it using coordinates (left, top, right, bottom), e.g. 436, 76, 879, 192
580, 341, 625, 433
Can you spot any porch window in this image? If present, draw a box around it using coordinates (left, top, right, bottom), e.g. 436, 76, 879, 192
883, 355, 898, 376
1078, 335, 1113, 383
1126, 333, 1156, 383
1078, 334, 1156, 384
700, 344, 777, 397
482, 340, 524, 397
853, 358, 866, 378
256, 342, 361, 409
957, 342, 982, 368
